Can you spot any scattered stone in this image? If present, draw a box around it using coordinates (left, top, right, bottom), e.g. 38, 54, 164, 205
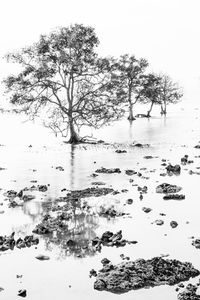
91, 182, 105, 186
93, 257, 200, 293
95, 167, 121, 174
194, 145, 200, 149
189, 170, 200, 175
156, 183, 182, 194
55, 166, 64, 171
142, 207, 152, 213
139, 193, 143, 200
163, 194, 185, 200
98, 206, 127, 218
0, 233, 38, 252
115, 150, 127, 153
143, 155, 157, 159
181, 155, 189, 165
137, 186, 148, 193
35, 254, 50, 260
192, 239, 200, 249
177, 283, 200, 300
101, 258, 111, 265
166, 164, 181, 174
92, 230, 137, 249
132, 142, 150, 148
170, 221, 178, 228
18, 289, 27, 297
155, 220, 164, 225
89, 269, 97, 277
126, 199, 133, 204
125, 170, 137, 176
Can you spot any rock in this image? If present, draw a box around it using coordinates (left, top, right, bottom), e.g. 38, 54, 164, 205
95, 167, 121, 174
170, 221, 178, 228
142, 207, 152, 213
66, 240, 76, 247
126, 199, 133, 204
132, 142, 150, 148
91, 182, 105, 186
143, 156, 157, 159
115, 150, 127, 153
98, 206, 127, 218
101, 258, 111, 266
194, 145, 200, 149
163, 194, 185, 200
155, 220, 164, 225
89, 269, 97, 277
35, 254, 50, 260
125, 170, 137, 176
18, 289, 27, 297
137, 186, 148, 193
177, 283, 200, 300
93, 257, 200, 294
181, 155, 189, 164
55, 166, 64, 171
166, 164, 181, 174
192, 239, 200, 249
38, 185, 48, 192
92, 230, 137, 248
156, 183, 182, 194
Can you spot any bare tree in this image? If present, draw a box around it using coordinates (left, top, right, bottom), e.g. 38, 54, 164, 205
159, 74, 183, 115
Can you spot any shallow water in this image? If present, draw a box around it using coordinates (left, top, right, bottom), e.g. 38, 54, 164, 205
0, 105, 200, 299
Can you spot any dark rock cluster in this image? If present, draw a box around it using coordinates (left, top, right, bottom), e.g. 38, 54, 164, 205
92, 230, 137, 249
156, 183, 182, 194
177, 283, 200, 300
95, 167, 121, 174
93, 257, 200, 294
0, 232, 39, 251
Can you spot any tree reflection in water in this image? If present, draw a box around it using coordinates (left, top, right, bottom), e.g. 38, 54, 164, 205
42, 210, 100, 260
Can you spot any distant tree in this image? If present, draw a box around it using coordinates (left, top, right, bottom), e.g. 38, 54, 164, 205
3, 24, 124, 143
159, 74, 183, 115
138, 73, 162, 117
111, 54, 148, 121
139, 73, 183, 117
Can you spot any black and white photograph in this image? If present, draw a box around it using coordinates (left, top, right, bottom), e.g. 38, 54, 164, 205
0, 0, 200, 299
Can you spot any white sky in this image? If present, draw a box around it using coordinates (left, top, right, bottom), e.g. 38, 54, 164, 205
0, 0, 200, 105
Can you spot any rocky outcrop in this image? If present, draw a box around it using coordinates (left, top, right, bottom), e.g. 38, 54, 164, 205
177, 283, 200, 300
156, 183, 182, 194
95, 167, 121, 174
163, 194, 185, 200
93, 257, 200, 294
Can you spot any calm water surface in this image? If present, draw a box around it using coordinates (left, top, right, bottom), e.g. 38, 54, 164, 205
0, 105, 199, 299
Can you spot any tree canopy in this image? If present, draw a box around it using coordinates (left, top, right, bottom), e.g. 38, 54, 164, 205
111, 54, 148, 120
3, 24, 124, 143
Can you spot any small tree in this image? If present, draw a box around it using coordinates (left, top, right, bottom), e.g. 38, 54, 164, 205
159, 74, 183, 115
111, 54, 148, 121
3, 24, 124, 143
139, 73, 162, 117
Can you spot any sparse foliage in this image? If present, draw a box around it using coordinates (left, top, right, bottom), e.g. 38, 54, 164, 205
3, 24, 124, 143
111, 54, 148, 120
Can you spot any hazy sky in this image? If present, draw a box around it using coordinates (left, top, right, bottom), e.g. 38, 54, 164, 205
0, 0, 200, 104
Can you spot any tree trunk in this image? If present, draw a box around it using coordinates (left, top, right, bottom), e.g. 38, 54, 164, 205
160, 104, 164, 115
68, 116, 80, 144
147, 102, 154, 117
163, 100, 167, 115
128, 104, 136, 121
127, 87, 136, 121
